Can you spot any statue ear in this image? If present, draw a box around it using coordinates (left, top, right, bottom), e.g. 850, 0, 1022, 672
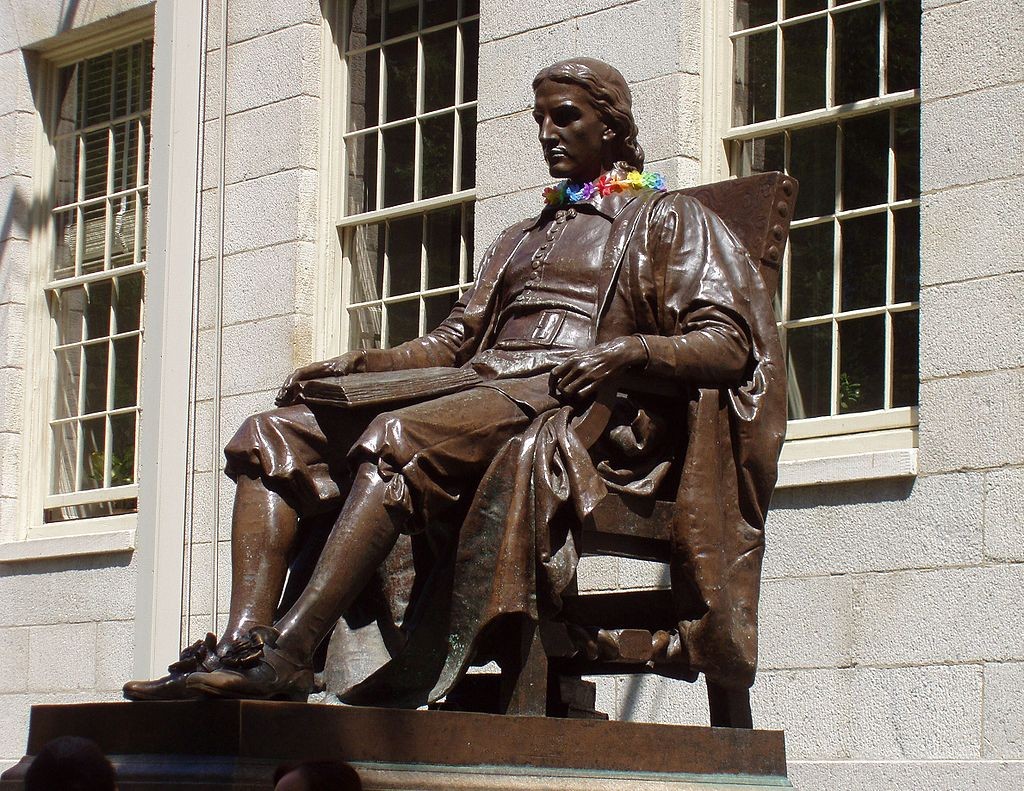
602, 127, 616, 141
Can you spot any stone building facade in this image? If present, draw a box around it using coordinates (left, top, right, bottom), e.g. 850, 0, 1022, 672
0, 0, 1021, 788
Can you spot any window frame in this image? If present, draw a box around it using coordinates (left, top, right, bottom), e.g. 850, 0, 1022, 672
709, 0, 921, 483
318, 0, 479, 358
9, 16, 154, 550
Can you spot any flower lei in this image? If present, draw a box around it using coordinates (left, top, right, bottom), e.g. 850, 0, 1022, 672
543, 169, 667, 207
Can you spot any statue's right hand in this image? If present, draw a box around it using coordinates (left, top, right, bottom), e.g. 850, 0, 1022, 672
275, 350, 367, 406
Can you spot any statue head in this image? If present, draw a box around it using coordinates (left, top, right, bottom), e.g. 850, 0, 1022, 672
532, 58, 644, 182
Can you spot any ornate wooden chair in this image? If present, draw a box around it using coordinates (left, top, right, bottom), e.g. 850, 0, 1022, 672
491, 172, 798, 727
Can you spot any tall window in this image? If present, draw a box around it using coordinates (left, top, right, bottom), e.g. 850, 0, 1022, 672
339, 0, 479, 350
726, 0, 920, 437
43, 40, 152, 523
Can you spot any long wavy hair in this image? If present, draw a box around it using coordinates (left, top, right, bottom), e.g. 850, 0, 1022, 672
532, 58, 645, 172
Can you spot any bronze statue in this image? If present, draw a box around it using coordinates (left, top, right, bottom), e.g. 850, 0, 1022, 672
124, 58, 785, 707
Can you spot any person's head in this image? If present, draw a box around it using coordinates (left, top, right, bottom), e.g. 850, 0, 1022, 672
273, 760, 362, 791
24, 736, 116, 791
532, 58, 644, 182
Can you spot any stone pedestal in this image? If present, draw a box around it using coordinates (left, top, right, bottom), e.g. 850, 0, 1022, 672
0, 701, 793, 790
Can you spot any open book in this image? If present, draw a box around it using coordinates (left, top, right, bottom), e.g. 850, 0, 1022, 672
290, 366, 483, 409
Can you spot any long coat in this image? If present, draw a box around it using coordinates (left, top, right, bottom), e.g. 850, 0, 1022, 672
342, 187, 786, 706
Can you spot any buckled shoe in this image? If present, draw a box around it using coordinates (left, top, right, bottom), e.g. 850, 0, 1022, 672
122, 633, 220, 701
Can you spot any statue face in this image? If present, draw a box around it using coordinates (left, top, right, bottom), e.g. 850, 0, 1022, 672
533, 80, 614, 183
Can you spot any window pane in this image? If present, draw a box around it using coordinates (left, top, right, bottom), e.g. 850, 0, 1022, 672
790, 123, 835, 219
461, 20, 479, 103
789, 221, 834, 319
840, 212, 886, 311
783, 18, 826, 115
460, 107, 476, 190
887, 0, 921, 93
51, 421, 78, 495
54, 286, 85, 345
347, 131, 379, 214
81, 416, 106, 489
53, 347, 82, 420
349, 0, 383, 47
53, 210, 77, 279
80, 202, 107, 274
113, 336, 139, 408
351, 222, 385, 303
387, 215, 422, 296
82, 129, 110, 200
382, 123, 415, 206
786, 323, 832, 419
464, 203, 474, 272
835, 4, 880, 105
736, 133, 784, 176
349, 305, 382, 349
387, 299, 419, 346
81, 53, 114, 127
425, 291, 457, 331
384, 38, 417, 122
112, 121, 139, 192
894, 105, 920, 201
424, 0, 458, 27
461, 0, 479, 16
425, 206, 461, 289
893, 207, 919, 304
112, 44, 141, 119
111, 194, 137, 268
135, 193, 149, 263
84, 280, 112, 339
423, 28, 456, 112
421, 112, 455, 198
842, 111, 888, 210
55, 66, 79, 138
735, 0, 776, 28
83, 342, 109, 414
838, 314, 884, 413
384, 0, 418, 38
892, 310, 919, 408
785, 0, 825, 18
110, 412, 136, 485
55, 135, 77, 207
347, 51, 381, 131
733, 30, 776, 125
114, 272, 144, 332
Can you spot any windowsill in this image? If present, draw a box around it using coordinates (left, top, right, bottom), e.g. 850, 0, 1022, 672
776, 447, 918, 489
0, 525, 136, 563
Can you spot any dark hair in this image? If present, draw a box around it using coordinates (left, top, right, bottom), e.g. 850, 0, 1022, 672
532, 58, 645, 171
273, 760, 363, 791
24, 736, 116, 791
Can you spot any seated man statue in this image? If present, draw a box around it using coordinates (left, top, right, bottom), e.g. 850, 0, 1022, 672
124, 57, 785, 704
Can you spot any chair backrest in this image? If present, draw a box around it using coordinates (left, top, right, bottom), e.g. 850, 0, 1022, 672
674, 171, 798, 299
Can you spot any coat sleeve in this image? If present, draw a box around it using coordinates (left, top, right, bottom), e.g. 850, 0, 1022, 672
632, 193, 760, 388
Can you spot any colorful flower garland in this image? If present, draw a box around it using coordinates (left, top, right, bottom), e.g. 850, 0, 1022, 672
542, 169, 667, 207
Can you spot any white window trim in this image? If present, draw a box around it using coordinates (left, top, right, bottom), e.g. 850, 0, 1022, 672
5, 11, 155, 560
703, 0, 919, 487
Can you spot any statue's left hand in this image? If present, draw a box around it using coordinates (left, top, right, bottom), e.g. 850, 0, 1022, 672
550, 336, 647, 401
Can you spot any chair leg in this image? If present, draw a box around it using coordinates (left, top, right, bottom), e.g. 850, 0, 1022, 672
706, 680, 753, 729
499, 622, 548, 716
